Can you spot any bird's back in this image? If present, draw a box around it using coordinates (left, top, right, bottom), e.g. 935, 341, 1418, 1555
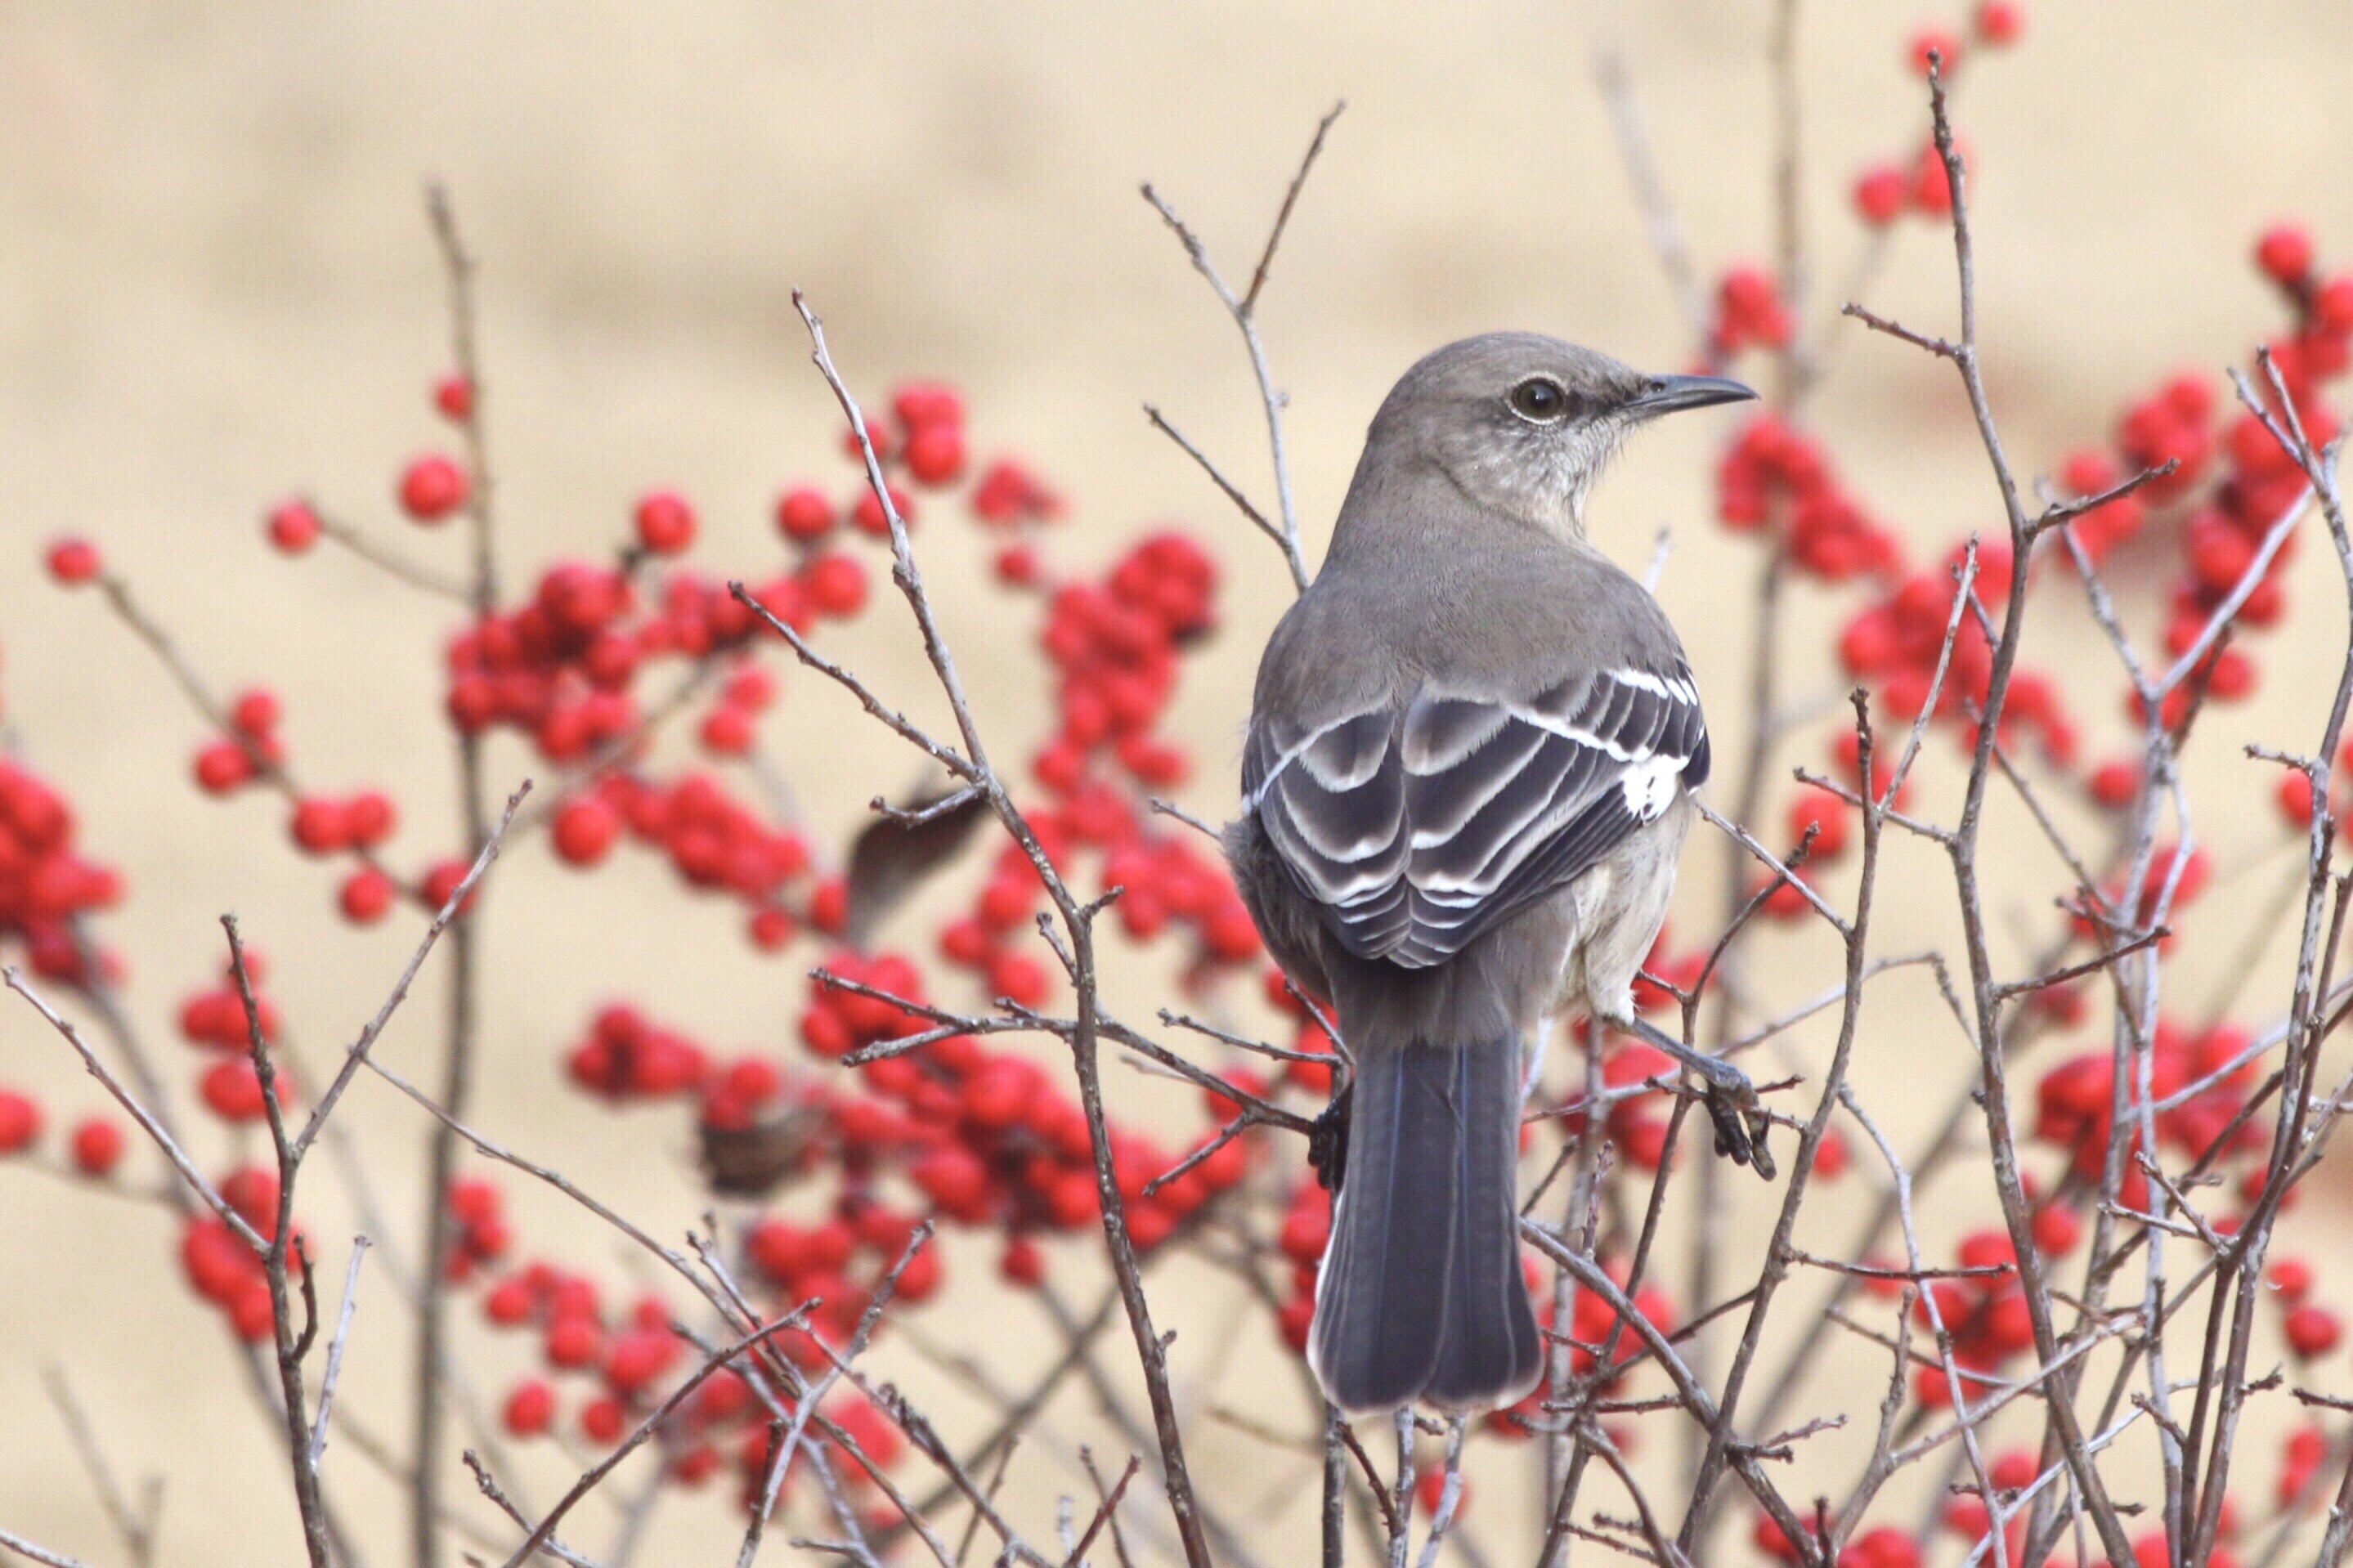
1253, 469, 1692, 732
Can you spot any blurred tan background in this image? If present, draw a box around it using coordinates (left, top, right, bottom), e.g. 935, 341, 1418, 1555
6, 3, 2353, 1564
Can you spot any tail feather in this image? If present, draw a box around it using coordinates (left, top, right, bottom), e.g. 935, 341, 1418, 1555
1426, 1036, 1544, 1407
1309, 1035, 1541, 1414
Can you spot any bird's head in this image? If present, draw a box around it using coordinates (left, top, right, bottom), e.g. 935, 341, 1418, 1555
1367, 332, 1755, 540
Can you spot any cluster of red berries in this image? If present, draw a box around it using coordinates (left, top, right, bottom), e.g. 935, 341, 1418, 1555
0, 661, 128, 1175
1839, 540, 2077, 764
189, 688, 288, 795
1849, 7, 2022, 228
565, 1003, 719, 1100
2267, 1255, 2344, 1362
1517, 1257, 1676, 1402
442, 1175, 513, 1285
801, 955, 1253, 1252
1032, 533, 1217, 793
183, 685, 423, 926
473, 1168, 908, 1512
552, 772, 822, 952
524, 978, 1254, 1510
0, 757, 122, 991
178, 1167, 295, 1342
2035, 1016, 2266, 1210
175, 951, 288, 1122
0, 1099, 125, 1175
970, 459, 1067, 585
1901, 1219, 2077, 1409
1717, 417, 1905, 584
2073, 231, 2351, 764
447, 561, 768, 757
1757, 1519, 1925, 1568
1704, 267, 1795, 365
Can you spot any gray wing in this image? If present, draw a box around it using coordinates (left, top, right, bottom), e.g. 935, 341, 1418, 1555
1244, 665, 1709, 969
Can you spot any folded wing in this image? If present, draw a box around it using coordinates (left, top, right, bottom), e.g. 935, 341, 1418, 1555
1245, 666, 1709, 968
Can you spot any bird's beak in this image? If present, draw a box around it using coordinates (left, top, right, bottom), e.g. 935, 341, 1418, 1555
1625, 374, 1759, 419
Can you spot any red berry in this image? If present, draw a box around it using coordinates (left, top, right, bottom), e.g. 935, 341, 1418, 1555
1000, 1235, 1044, 1287
433, 374, 476, 421
891, 381, 965, 430
603, 1328, 679, 1393
1786, 786, 1852, 860
267, 500, 321, 553
503, 1379, 554, 1436
1849, 1527, 1922, 1568
2278, 769, 2318, 827
231, 688, 282, 737
580, 1397, 626, 1445
398, 455, 470, 522
2284, 1302, 2342, 1359
1909, 29, 1962, 77
2087, 759, 2140, 809
903, 423, 967, 486
995, 544, 1040, 585
194, 741, 255, 795
1983, 1289, 2037, 1354
0, 1090, 43, 1154
2316, 276, 2353, 334
69, 1117, 123, 1175
545, 1315, 603, 1369
748, 907, 796, 950
45, 537, 101, 585
2257, 225, 2316, 287
483, 1276, 535, 1325
1974, 2, 2024, 46
803, 553, 868, 617
894, 1247, 943, 1303
231, 1280, 276, 1342
551, 797, 621, 867
2269, 1257, 2315, 1303
338, 868, 395, 924
450, 1178, 500, 1225
1755, 1514, 1801, 1562
420, 858, 476, 916
290, 798, 352, 856
776, 486, 836, 543
1912, 142, 1954, 217
717, 667, 773, 715
633, 491, 696, 555
343, 791, 397, 847
850, 485, 915, 537
1853, 165, 1908, 226
2031, 1203, 2082, 1257
200, 1060, 268, 1122
1957, 1230, 2016, 1272
807, 876, 849, 935
699, 706, 755, 756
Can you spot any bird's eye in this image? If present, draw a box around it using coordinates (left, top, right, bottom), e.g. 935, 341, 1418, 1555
1508, 377, 1571, 423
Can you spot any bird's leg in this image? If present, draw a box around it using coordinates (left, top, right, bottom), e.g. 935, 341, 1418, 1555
1620, 1015, 1775, 1181
1519, 1015, 1554, 1104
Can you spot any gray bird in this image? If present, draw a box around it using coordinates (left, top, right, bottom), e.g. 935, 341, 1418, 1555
1225, 332, 1770, 1416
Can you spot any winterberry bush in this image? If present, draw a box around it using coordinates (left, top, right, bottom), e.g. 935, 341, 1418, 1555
8, 9, 2353, 1568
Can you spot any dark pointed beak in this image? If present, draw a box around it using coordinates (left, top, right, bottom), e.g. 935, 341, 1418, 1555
1626, 374, 1759, 419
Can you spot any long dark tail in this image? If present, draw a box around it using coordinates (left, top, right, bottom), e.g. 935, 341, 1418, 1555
1308, 1033, 1542, 1414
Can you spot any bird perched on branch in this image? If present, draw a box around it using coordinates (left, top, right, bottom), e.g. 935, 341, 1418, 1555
1226, 333, 1769, 1416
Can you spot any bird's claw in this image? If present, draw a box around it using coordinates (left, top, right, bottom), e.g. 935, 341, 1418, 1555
1625, 1016, 1775, 1181
1703, 1079, 1776, 1182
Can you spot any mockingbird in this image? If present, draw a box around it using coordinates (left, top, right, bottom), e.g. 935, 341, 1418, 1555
1226, 332, 1770, 1416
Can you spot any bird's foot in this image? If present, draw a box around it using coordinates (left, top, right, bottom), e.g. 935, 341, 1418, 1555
1308, 1082, 1352, 1194
1625, 1016, 1775, 1181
